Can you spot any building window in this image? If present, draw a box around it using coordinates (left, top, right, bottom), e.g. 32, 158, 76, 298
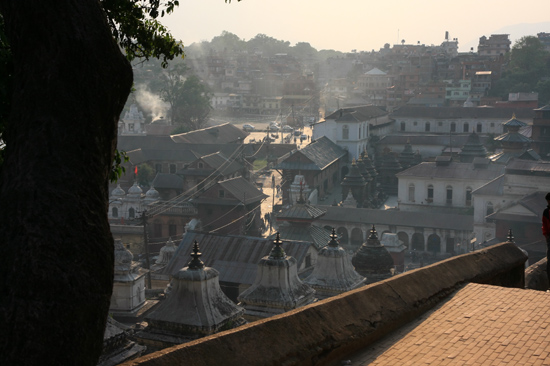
400, 122, 406, 131
408, 184, 415, 202
425, 122, 430, 132
490, 122, 495, 127
477, 123, 482, 133
112, 207, 118, 218
169, 223, 177, 237
359, 126, 361, 138
219, 190, 225, 198
198, 162, 204, 169
427, 185, 434, 202
450, 122, 456, 133
342, 125, 349, 140
438, 121, 443, 127
154, 222, 162, 237
486, 202, 494, 217
129, 207, 135, 219
155, 163, 162, 173
170, 164, 176, 174
464, 123, 469, 133
446, 186, 453, 205
413, 121, 418, 126
466, 187, 472, 206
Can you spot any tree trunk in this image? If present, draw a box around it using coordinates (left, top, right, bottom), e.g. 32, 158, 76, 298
0, 1, 132, 365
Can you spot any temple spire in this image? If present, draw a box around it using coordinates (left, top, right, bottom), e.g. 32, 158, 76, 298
269, 232, 286, 259
187, 240, 204, 269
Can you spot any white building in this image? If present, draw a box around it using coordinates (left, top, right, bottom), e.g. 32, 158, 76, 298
313, 105, 391, 160
391, 106, 534, 135
119, 103, 146, 135
472, 159, 550, 244
109, 182, 160, 222
211, 92, 231, 110
396, 157, 504, 213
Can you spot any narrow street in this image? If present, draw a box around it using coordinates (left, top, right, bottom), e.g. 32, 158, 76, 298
253, 169, 283, 237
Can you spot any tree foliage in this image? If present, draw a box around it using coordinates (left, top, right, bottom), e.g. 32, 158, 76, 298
101, 0, 184, 66
0, 1, 184, 364
490, 36, 550, 104
137, 163, 155, 186
160, 66, 212, 131
185, 30, 344, 62
0, 0, 184, 173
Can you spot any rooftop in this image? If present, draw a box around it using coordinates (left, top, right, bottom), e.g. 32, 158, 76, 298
349, 283, 550, 366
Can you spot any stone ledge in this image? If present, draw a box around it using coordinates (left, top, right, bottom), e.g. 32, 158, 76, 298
121, 242, 526, 366
525, 257, 548, 290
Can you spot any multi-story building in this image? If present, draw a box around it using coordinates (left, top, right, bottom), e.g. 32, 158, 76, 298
445, 79, 471, 106
391, 106, 535, 135
260, 96, 282, 115
478, 34, 511, 57
396, 157, 503, 213
530, 104, 550, 159
276, 136, 347, 204
357, 68, 392, 107
537, 32, 550, 52
313, 105, 391, 160
472, 159, 550, 244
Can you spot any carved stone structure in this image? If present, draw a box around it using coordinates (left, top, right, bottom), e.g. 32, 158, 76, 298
352, 225, 395, 284
237, 233, 316, 321
304, 229, 366, 299
137, 241, 245, 349
341, 159, 366, 207
110, 239, 147, 316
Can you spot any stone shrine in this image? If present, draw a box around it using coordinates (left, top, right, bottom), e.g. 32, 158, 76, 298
137, 241, 245, 350
352, 225, 395, 284
237, 233, 316, 321
304, 229, 366, 299
110, 239, 148, 317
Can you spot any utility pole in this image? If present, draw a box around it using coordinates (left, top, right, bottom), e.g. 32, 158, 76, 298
141, 209, 152, 289
291, 104, 296, 130
271, 174, 275, 232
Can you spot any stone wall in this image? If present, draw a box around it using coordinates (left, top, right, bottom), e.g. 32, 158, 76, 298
121, 242, 526, 366
525, 257, 548, 291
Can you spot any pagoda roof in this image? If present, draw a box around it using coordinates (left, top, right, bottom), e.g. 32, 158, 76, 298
276, 203, 327, 222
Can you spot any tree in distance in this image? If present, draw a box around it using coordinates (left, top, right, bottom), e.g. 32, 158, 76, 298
490, 36, 550, 104
160, 64, 213, 131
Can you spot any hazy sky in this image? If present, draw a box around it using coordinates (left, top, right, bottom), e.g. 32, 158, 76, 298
162, 0, 550, 53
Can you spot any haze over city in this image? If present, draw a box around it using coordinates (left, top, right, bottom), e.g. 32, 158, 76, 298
164, 0, 550, 53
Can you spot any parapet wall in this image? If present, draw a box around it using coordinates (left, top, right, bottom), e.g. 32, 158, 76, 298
122, 242, 527, 366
